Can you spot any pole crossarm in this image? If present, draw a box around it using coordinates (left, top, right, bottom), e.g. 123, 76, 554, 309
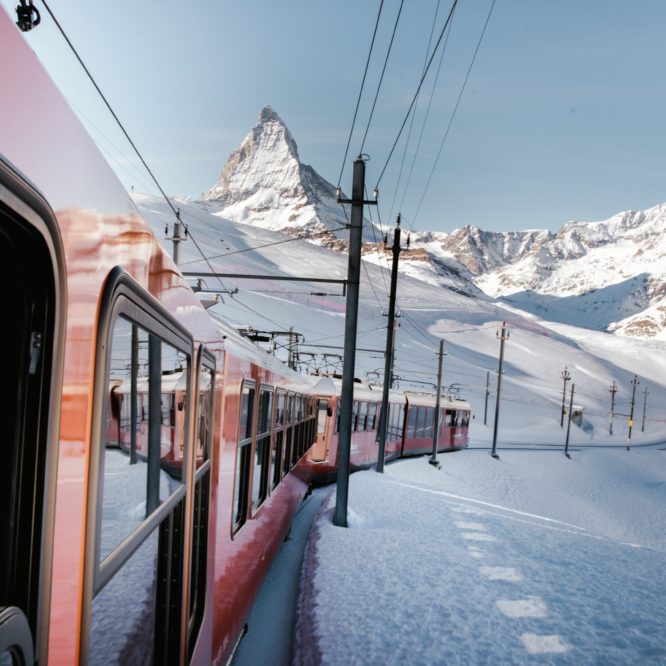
182, 271, 347, 285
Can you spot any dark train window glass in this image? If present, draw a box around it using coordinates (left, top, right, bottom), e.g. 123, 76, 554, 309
233, 382, 254, 532
358, 402, 368, 431
276, 392, 286, 426
100, 318, 187, 562
416, 407, 426, 437
335, 400, 341, 433
90, 529, 159, 663
240, 384, 255, 440
188, 358, 214, 657
272, 430, 284, 489
407, 406, 417, 437
283, 428, 293, 475
352, 401, 359, 431
252, 388, 273, 510
367, 403, 377, 431
445, 410, 453, 427
423, 407, 434, 438
317, 400, 329, 434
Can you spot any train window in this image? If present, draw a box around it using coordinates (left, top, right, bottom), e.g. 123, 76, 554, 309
358, 402, 368, 431
317, 400, 329, 434
423, 408, 434, 438
335, 400, 341, 434
99, 318, 187, 561
283, 427, 293, 475
407, 406, 417, 438
416, 407, 426, 437
252, 387, 273, 510
271, 391, 286, 489
352, 401, 359, 431
367, 403, 377, 431
188, 350, 215, 658
233, 383, 255, 532
86, 274, 193, 664
445, 410, 453, 427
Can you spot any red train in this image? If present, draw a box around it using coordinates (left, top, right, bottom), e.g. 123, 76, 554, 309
304, 378, 470, 484
0, 8, 468, 664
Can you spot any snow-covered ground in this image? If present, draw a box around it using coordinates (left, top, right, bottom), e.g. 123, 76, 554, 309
293, 444, 666, 665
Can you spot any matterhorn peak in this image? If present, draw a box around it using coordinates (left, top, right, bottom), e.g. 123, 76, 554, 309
198, 107, 378, 243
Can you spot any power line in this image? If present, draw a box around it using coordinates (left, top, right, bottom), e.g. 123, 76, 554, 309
40, 0, 178, 218
178, 224, 348, 266
359, 0, 405, 155
374, 0, 459, 190
338, 0, 386, 187
399, 2, 457, 225
387, 0, 444, 226
412, 0, 497, 226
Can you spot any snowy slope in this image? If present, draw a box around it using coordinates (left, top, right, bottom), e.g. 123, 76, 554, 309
294, 446, 666, 664
134, 193, 666, 449
193, 107, 666, 338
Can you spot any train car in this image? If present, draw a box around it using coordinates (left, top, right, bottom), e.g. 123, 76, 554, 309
302, 378, 471, 485
401, 391, 471, 457
0, 8, 319, 665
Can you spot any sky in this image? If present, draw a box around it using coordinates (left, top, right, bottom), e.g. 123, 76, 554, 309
5, 0, 666, 233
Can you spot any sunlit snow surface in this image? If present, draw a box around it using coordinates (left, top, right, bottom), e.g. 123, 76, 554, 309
294, 447, 666, 665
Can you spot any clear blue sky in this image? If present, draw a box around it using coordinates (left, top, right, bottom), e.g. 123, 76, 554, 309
4, 0, 666, 233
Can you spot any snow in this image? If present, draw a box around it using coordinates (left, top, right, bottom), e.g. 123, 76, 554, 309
293, 445, 666, 664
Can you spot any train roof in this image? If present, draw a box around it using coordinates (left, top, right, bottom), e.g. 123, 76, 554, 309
403, 391, 471, 410
311, 376, 470, 410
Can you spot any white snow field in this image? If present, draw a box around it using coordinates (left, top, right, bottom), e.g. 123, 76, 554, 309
293, 445, 666, 665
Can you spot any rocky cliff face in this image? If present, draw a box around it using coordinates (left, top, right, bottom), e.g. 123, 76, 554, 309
199, 106, 379, 243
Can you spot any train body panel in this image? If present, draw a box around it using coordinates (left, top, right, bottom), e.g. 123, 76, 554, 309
301, 381, 471, 485
1, 9, 318, 664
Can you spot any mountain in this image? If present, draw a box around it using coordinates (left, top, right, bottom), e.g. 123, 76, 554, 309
197, 106, 666, 338
199, 106, 379, 244
446, 205, 666, 338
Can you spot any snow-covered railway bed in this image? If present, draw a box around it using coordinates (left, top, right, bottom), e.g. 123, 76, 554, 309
294, 449, 666, 664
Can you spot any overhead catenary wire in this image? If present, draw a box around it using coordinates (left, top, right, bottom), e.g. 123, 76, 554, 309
374, 0, 459, 190
359, 0, 406, 155
39, 0, 178, 219
411, 0, 497, 227
398, 2, 456, 221
337, 0, 386, 188
387, 0, 444, 226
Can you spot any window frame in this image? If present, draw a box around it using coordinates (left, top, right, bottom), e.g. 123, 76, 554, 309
0, 160, 67, 664
187, 346, 216, 657
82, 268, 194, 662
232, 379, 256, 535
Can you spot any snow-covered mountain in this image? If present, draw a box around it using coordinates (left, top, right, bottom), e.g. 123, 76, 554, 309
199, 106, 379, 244
419, 205, 666, 339
196, 106, 666, 338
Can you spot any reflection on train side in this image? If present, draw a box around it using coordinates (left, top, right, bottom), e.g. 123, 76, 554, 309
91, 314, 190, 663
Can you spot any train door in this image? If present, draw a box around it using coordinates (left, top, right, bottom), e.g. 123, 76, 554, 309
309, 398, 331, 462
0, 163, 64, 664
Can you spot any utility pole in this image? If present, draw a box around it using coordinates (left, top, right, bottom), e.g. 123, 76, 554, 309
609, 381, 617, 435
166, 208, 187, 266
564, 383, 575, 459
334, 157, 376, 527
287, 326, 298, 371
560, 366, 571, 427
484, 371, 490, 426
429, 339, 446, 468
377, 214, 406, 472
627, 374, 639, 451
491, 322, 509, 460
641, 386, 649, 433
